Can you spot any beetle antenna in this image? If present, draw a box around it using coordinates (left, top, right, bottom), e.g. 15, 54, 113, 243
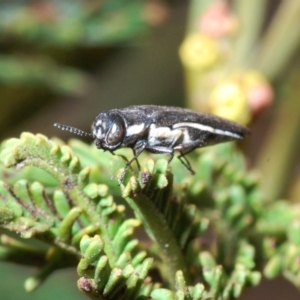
54, 123, 92, 138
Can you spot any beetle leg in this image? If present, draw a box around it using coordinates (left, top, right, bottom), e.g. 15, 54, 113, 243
132, 148, 141, 170
144, 144, 197, 175
167, 151, 174, 164
119, 142, 146, 183
177, 148, 196, 175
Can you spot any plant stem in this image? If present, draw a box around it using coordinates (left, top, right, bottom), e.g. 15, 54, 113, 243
125, 192, 189, 288
255, 59, 300, 200
253, 0, 300, 80
231, 0, 267, 69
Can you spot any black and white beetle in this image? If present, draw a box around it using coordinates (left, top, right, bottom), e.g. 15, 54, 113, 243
54, 105, 250, 182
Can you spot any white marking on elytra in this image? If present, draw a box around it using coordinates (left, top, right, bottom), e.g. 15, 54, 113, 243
181, 128, 192, 144
148, 124, 182, 146
173, 122, 241, 139
126, 123, 145, 136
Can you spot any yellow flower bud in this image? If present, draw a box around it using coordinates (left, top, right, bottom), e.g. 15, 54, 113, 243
179, 33, 219, 71
209, 82, 250, 124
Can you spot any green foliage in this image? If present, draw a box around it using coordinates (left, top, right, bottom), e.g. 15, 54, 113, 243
0, 1, 147, 46
0, 0, 149, 95
0, 133, 300, 299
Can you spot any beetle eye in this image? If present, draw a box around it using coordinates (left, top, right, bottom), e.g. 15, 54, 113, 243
106, 116, 125, 147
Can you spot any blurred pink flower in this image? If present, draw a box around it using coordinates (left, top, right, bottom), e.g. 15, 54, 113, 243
198, 0, 238, 38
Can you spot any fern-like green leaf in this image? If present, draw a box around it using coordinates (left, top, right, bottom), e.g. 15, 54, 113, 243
1, 133, 300, 299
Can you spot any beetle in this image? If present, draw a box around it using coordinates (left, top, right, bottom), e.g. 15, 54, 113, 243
54, 105, 250, 182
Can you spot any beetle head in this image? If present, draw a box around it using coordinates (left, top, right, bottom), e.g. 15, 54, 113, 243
92, 111, 125, 150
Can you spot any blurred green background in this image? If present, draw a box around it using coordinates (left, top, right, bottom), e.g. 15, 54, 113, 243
1, 0, 300, 299
0, 0, 186, 142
